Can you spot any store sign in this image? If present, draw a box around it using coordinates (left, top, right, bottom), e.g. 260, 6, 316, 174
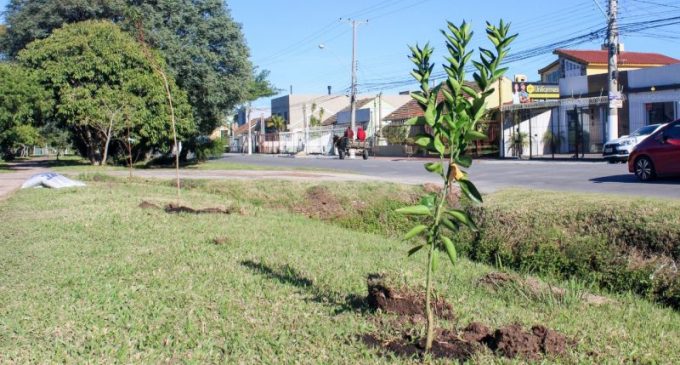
512, 82, 559, 104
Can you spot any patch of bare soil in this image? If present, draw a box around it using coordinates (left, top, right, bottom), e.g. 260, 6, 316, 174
361, 274, 574, 361
294, 186, 347, 220
366, 274, 455, 320
212, 236, 230, 245
478, 271, 614, 306
164, 203, 231, 215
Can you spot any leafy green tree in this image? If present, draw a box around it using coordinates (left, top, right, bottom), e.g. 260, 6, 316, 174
0, 63, 51, 159
397, 21, 516, 353
266, 115, 287, 132
18, 20, 194, 165
1, 0, 274, 134
40, 122, 72, 160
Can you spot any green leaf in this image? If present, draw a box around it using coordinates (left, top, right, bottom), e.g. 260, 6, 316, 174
424, 103, 436, 126
414, 134, 432, 148
404, 225, 428, 240
442, 236, 457, 265
419, 194, 436, 209
433, 134, 445, 155
458, 179, 483, 204
408, 244, 425, 257
446, 209, 478, 231
431, 248, 440, 272
465, 130, 487, 141
456, 155, 472, 168
396, 205, 432, 216
425, 162, 443, 175
441, 217, 459, 231
410, 92, 428, 106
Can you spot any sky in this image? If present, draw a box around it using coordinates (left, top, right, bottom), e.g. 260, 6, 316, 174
2, 0, 680, 108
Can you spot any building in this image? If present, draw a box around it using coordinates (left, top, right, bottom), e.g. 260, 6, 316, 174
539, 48, 679, 83
501, 50, 680, 159
321, 94, 412, 138
234, 106, 271, 126
379, 78, 515, 156
270, 94, 351, 131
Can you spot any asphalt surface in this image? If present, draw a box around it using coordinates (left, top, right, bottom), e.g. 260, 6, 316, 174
217, 154, 680, 199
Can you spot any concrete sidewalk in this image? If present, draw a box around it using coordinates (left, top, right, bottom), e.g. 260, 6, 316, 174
0, 163, 48, 201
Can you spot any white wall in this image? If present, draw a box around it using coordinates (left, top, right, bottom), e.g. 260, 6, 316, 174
502, 109, 555, 157
628, 90, 680, 131
628, 63, 680, 88
559, 75, 588, 97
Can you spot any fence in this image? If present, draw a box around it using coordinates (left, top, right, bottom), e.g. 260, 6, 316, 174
232, 126, 348, 155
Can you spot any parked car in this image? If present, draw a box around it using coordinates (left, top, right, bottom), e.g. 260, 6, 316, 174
628, 120, 680, 181
603, 123, 665, 162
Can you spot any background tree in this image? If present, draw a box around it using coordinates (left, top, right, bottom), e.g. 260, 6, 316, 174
18, 20, 194, 165
1, 0, 274, 135
0, 63, 51, 160
266, 115, 287, 132
309, 103, 321, 127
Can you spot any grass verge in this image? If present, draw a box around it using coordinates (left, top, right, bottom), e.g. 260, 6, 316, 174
0, 178, 679, 363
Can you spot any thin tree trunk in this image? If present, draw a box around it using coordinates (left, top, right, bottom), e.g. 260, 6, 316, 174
135, 20, 181, 202
101, 116, 115, 166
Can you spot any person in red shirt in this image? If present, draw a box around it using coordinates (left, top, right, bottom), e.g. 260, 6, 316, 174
344, 126, 354, 140
357, 126, 366, 141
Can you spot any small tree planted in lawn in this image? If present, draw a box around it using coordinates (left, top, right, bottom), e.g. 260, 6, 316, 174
396, 20, 516, 352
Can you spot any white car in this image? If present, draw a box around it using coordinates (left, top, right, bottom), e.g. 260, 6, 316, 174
602, 123, 666, 162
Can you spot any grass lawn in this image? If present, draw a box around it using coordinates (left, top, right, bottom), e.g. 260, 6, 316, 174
45, 157, 343, 174
0, 161, 10, 173
1, 179, 679, 363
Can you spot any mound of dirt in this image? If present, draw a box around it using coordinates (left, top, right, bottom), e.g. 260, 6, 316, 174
361, 329, 478, 361
366, 274, 455, 320
294, 186, 346, 220
361, 274, 574, 361
486, 324, 569, 360
164, 203, 231, 215
362, 322, 571, 361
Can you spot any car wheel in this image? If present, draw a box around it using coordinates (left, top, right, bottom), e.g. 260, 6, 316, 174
634, 156, 655, 182
362, 149, 369, 160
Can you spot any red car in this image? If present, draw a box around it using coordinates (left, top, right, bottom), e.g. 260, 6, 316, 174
628, 119, 680, 181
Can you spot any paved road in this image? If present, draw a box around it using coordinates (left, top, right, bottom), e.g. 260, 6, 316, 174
217, 154, 680, 199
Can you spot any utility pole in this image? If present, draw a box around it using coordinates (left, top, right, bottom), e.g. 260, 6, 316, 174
607, 0, 620, 142
247, 104, 252, 155
345, 18, 367, 141
260, 113, 265, 154
303, 104, 308, 154
378, 92, 383, 145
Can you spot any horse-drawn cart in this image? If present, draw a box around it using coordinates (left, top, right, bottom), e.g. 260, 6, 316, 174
334, 136, 370, 160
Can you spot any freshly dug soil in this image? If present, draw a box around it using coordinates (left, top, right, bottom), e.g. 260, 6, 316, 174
361, 322, 571, 361
361, 329, 478, 361
294, 186, 346, 220
362, 274, 573, 361
366, 274, 455, 320
164, 203, 231, 215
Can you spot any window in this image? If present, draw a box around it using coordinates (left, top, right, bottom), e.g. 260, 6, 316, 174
666, 123, 680, 140
646, 102, 676, 125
